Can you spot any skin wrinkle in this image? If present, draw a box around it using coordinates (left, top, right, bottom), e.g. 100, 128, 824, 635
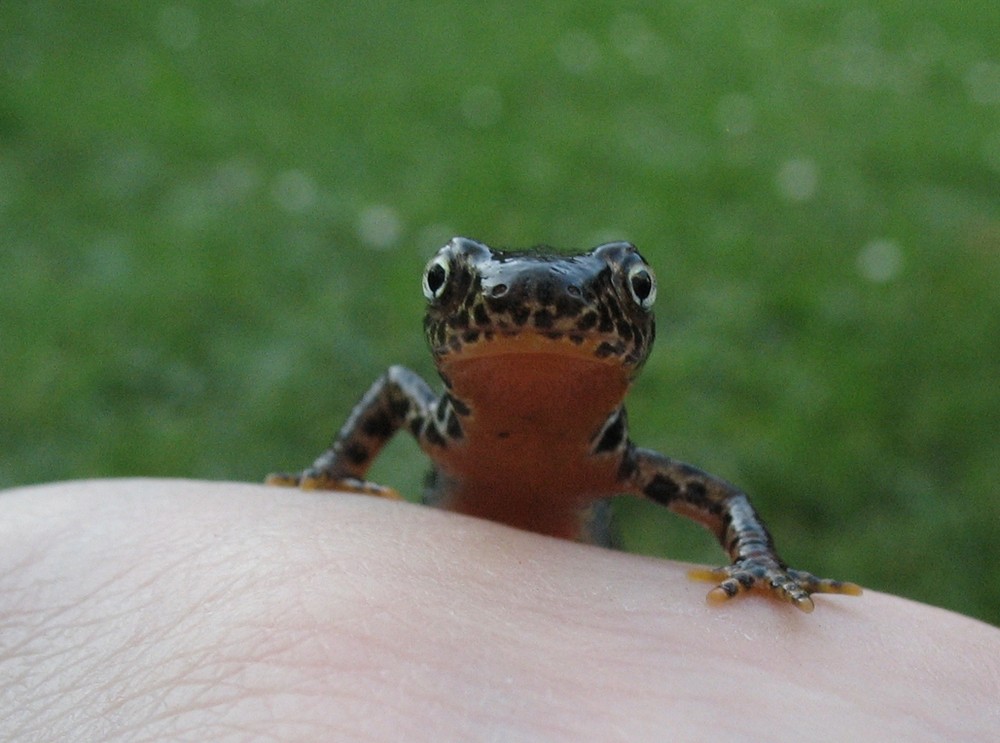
149, 627, 454, 743
103, 583, 393, 732
39, 494, 422, 740
1, 489, 293, 739
5, 591, 166, 737
127, 506, 455, 737
56, 608, 375, 741
81, 571, 276, 724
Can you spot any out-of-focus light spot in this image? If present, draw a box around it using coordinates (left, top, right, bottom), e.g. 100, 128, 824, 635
92, 144, 160, 201
271, 170, 317, 214
775, 158, 818, 202
212, 158, 260, 204
611, 13, 669, 75
616, 105, 708, 173
460, 86, 502, 128
857, 239, 903, 283
86, 233, 134, 285
357, 205, 402, 250
157, 5, 199, 51
965, 60, 1000, 105
555, 29, 601, 75
715, 93, 755, 136
811, 42, 912, 92
839, 44, 884, 89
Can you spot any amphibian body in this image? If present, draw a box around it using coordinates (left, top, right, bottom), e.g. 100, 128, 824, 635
268, 237, 861, 611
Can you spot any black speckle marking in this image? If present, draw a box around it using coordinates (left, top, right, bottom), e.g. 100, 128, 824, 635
576, 312, 598, 331
598, 308, 615, 333
446, 410, 463, 439
511, 305, 531, 326
435, 396, 451, 421
617, 450, 638, 480
568, 334, 584, 345
473, 303, 490, 326
361, 411, 393, 439
448, 312, 469, 329
462, 329, 480, 343
686, 481, 708, 503
533, 309, 554, 329
424, 424, 447, 448
616, 321, 634, 341
409, 418, 423, 436
645, 474, 681, 504
448, 394, 471, 417
595, 342, 618, 359
497, 431, 511, 439
343, 442, 369, 465
594, 410, 626, 454
606, 297, 624, 321
554, 294, 579, 318
388, 396, 411, 421
536, 281, 555, 305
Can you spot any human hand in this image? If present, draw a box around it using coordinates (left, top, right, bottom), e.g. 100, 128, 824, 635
2, 479, 997, 741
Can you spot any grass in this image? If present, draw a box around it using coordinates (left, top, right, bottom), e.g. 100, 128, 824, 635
2, 2, 998, 625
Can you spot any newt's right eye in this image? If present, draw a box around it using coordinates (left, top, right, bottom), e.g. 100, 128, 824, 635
626, 263, 657, 311
422, 253, 451, 301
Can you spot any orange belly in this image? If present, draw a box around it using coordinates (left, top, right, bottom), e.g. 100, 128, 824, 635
432, 349, 630, 538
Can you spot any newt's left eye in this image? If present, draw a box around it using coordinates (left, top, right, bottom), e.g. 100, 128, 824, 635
422, 253, 451, 301
627, 264, 656, 310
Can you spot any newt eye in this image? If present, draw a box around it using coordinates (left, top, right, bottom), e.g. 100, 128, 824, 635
422, 253, 451, 301
626, 264, 656, 310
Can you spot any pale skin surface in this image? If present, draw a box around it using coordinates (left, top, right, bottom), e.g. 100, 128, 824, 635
2, 480, 998, 742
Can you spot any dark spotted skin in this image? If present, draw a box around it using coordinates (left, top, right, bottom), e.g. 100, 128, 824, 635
268, 237, 861, 612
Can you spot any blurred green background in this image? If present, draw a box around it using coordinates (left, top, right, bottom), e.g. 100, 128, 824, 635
2, 2, 998, 625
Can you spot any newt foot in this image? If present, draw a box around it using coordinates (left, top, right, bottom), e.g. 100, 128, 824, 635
689, 560, 862, 613
265, 470, 403, 500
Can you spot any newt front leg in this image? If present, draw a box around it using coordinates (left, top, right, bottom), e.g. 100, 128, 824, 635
266, 365, 441, 500
625, 447, 862, 612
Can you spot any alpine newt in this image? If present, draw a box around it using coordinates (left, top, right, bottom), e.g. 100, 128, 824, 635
267, 237, 861, 611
